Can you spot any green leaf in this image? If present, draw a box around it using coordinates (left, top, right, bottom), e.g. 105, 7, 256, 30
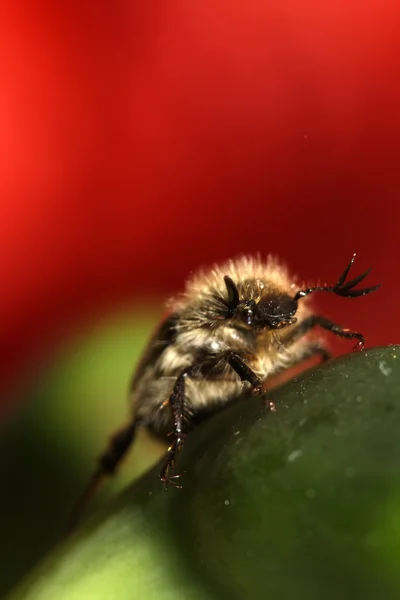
8, 346, 400, 600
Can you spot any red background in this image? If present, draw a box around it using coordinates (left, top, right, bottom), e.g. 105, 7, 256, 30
1, 1, 399, 405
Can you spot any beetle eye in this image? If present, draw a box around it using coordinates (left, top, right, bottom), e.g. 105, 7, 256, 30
257, 294, 298, 324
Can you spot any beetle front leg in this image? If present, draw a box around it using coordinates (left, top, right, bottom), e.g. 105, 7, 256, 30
160, 354, 262, 488
225, 351, 263, 394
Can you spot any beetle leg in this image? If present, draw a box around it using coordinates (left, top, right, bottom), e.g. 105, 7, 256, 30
281, 314, 366, 351
225, 351, 263, 393
160, 372, 190, 488
68, 420, 137, 531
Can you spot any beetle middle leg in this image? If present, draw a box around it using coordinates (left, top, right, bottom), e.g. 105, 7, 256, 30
160, 354, 263, 487
281, 315, 365, 351
160, 372, 190, 488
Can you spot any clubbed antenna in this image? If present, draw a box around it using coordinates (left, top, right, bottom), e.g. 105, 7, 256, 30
224, 275, 240, 310
294, 254, 380, 301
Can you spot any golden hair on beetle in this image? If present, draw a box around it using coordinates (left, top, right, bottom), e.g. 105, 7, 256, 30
70, 254, 379, 528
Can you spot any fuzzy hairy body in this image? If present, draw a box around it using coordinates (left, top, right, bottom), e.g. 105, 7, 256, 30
129, 256, 318, 438
70, 252, 376, 524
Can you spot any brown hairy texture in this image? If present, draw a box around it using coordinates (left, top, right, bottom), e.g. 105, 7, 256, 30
130, 255, 318, 435
71, 253, 375, 522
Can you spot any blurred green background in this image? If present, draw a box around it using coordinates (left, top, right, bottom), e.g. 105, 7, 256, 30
3, 306, 400, 599
0, 307, 165, 597
6, 345, 400, 600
